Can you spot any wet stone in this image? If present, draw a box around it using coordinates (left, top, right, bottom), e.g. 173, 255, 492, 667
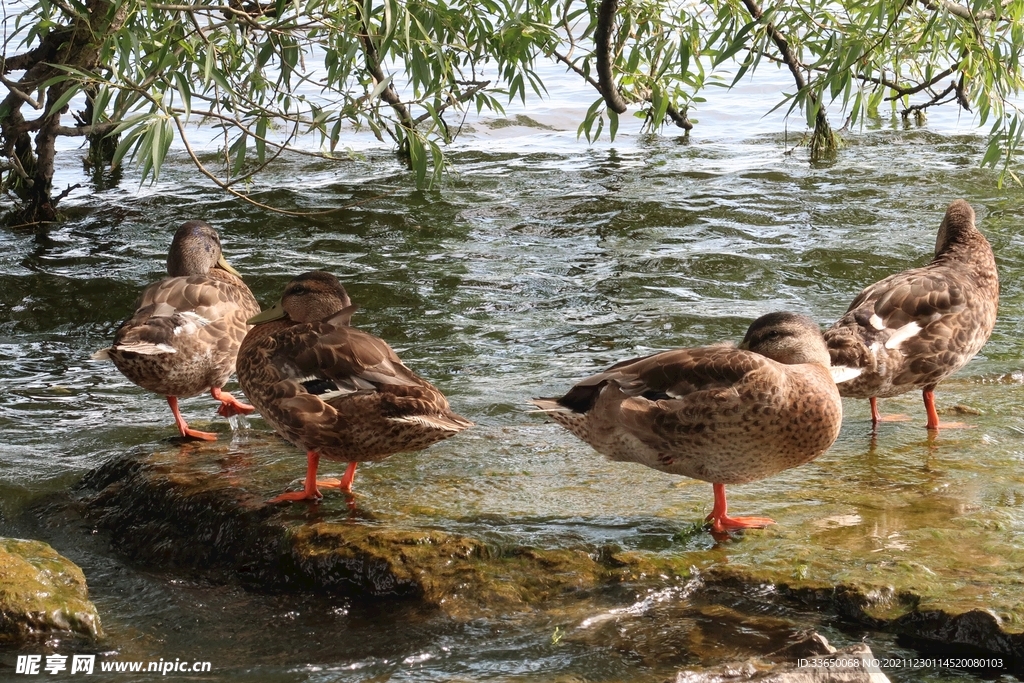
78, 445, 1024, 672
79, 446, 659, 618
0, 538, 102, 641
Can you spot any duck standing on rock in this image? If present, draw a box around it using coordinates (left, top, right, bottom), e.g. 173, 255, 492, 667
824, 199, 999, 431
93, 220, 260, 440
532, 312, 844, 533
236, 271, 473, 503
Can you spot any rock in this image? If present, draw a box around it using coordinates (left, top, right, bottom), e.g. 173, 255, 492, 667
0, 537, 102, 641
80, 447, 663, 617
674, 635, 891, 683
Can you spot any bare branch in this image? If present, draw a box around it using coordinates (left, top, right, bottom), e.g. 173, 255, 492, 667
917, 0, 1014, 22
550, 49, 600, 90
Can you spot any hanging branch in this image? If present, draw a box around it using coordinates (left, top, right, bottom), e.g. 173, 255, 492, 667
740, 0, 834, 157
356, 8, 415, 134
594, 0, 628, 114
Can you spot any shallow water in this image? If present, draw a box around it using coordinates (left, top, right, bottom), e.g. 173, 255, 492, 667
1, 62, 1024, 681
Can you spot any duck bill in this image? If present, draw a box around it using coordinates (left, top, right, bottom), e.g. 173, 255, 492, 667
737, 340, 750, 350
217, 254, 243, 278
247, 301, 286, 324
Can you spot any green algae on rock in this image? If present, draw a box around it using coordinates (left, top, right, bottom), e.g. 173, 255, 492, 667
0, 537, 102, 641
80, 445, 660, 617
77, 442, 1024, 672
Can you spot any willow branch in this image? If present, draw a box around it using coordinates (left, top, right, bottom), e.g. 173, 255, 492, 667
170, 114, 388, 216
917, 0, 1013, 22
413, 80, 491, 124
358, 13, 414, 132
594, 0, 627, 113
551, 49, 601, 90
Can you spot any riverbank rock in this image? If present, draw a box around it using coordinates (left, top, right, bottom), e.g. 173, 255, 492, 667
0, 537, 102, 641
79, 445, 662, 618
77, 443, 1024, 673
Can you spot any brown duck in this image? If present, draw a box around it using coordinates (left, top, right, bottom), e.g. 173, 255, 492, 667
93, 220, 260, 440
236, 271, 473, 502
532, 312, 843, 533
824, 199, 999, 430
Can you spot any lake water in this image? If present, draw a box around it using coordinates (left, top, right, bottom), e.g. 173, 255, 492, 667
1, 51, 1023, 681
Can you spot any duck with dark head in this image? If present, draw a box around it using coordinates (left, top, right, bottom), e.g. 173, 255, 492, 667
533, 311, 844, 533
237, 271, 473, 503
93, 220, 260, 440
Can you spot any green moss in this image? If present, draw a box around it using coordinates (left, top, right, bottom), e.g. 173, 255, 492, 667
0, 538, 102, 641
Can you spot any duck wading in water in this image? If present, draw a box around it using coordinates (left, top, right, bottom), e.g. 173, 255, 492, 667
93, 220, 260, 440
532, 312, 844, 533
824, 199, 999, 431
236, 271, 473, 503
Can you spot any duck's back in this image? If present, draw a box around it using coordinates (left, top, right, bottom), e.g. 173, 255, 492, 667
825, 231, 998, 398
105, 270, 259, 397
539, 346, 842, 485
238, 319, 472, 462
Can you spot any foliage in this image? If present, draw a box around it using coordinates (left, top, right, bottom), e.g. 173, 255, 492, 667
1, 0, 1023, 222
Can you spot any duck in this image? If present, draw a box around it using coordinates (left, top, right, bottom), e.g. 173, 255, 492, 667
532, 312, 843, 533
824, 199, 999, 431
93, 220, 260, 440
236, 271, 473, 503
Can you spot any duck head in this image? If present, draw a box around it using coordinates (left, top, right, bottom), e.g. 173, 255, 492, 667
249, 271, 354, 325
167, 220, 241, 278
739, 312, 830, 366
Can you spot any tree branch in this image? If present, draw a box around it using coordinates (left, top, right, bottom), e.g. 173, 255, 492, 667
594, 0, 628, 114
357, 10, 415, 132
551, 49, 601, 90
917, 0, 1014, 22
413, 80, 491, 125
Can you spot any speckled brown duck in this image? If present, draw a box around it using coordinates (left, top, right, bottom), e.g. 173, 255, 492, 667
93, 220, 260, 440
532, 312, 843, 533
824, 199, 999, 431
236, 271, 473, 503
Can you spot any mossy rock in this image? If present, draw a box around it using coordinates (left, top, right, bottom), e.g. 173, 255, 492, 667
80, 446, 663, 617
0, 537, 102, 641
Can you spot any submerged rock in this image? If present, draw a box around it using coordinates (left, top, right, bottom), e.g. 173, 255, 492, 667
0, 537, 102, 641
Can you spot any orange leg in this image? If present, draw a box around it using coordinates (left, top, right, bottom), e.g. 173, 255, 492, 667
211, 387, 255, 418
705, 483, 775, 533
869, 397, 910, 426
922, 389, 973, 430
167, 396, 217, 441
271, 454, 359, 503
271, 450, 324, 503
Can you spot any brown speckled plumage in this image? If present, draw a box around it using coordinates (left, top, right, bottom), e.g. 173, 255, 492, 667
824, 199, 998, 428
237, 272, 472, 501
533, 312, 842, 532
93, 221, 260, 439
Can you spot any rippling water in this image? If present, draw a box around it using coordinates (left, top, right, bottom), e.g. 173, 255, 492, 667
1, 61, 1023, 681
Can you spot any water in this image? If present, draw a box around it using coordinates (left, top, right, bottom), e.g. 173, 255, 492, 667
2, 59, 1024, 681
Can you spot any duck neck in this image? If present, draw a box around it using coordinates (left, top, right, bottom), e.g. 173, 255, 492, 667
934, 232, 998, 287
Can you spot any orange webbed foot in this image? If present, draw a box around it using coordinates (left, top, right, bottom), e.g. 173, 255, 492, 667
211, 388, 256, 417
926, 421, 975, 431
269, 489, 323, 503
181, 427, 218, 441
875, 413, 911, 423
706, 513, 776, 533
706, 483, 775, 534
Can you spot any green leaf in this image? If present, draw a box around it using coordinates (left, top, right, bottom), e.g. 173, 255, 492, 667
47, 83, 83, 117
